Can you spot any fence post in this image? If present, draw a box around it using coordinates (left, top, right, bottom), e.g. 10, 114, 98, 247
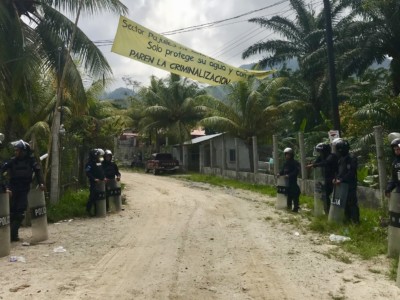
235, 138, 239, 175
221, 135, 226, 174
374, 125, 387, 209
210, 139, 214, 169
199, 144, 204, 173
273, 135, 279, 177
253, 136, 258, 174
298, 132, 307, 193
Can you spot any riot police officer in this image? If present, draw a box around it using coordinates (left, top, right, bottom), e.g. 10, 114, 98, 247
0, 140, 45, 241
385, 138, 400, 197
307, 143, 338, 214
85, 148, 105, 216
278, 147, 301, 212
332, 139, 360, 224
102, 150, 121, 211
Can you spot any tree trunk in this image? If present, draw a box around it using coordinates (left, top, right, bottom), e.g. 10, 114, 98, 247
49, 0, 84, 203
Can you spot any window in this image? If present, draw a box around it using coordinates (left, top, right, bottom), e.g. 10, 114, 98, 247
229, 149, 236, 162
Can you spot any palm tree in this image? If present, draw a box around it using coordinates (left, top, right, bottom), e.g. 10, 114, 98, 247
64, 79, 131, 185
339, 0, 400, 95
199, 77, 286, 171
137, 74, 208, 156
242, 0, 350, 127
0, 0, 128, 203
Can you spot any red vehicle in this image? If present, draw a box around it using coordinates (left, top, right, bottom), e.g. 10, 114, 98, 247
144, 153, 179, 175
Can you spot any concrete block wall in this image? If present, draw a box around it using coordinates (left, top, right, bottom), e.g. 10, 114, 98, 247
202, 167, 382, 208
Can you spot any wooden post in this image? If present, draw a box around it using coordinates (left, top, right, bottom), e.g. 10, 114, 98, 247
298, 132, 307, 193
210, 140, 214, 169
235, 138, 239, 178
221, 135, 226, 174
374, 125, 387, 209
253, 136, 258, 174
199, 144, 204, 173
273, 135, 279, 177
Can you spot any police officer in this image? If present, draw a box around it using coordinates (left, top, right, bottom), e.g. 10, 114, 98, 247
0, 140, 45, 241
102, 150, 121, 211
85, 148, 105, 216
278, 147, 301, 212
307, 143, 338, 214
385, 138, 400, 197
332, 139, 360, 224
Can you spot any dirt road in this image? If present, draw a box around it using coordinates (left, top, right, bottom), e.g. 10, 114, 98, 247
1, 171, 399, 299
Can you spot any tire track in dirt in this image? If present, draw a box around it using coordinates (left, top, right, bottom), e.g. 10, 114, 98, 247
68, 173, 292, 299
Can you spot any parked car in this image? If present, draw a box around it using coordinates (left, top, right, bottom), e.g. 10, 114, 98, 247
144, 153, 179, 175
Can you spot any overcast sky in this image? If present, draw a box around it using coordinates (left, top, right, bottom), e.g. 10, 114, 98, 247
77, 0, 320, 91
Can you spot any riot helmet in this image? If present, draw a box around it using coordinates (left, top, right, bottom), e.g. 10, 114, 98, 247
390, 138, 400, 156
104, 149, 113, 160
335, 139, 350, 157
314, 142, 331, 157
284, 147, 294, 158
89, 148, 104, 162
11, 139, 31, 157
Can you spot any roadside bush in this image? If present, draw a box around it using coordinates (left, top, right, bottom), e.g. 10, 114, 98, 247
47, 189, 89, 223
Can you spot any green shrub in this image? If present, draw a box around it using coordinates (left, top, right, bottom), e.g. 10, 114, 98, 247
47, 189, 89, 222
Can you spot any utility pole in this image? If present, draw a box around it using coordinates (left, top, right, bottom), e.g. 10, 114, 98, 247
323, 0, 341, 133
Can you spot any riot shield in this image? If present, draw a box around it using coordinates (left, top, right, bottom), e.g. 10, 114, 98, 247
388, 191, 400, 258
28, 189, 48, 243
313, 167, 325, 217
0, 192, 10, 257
95, 181, 106, 218
106, 179, 122, 212
276, 176, 288, 210
328, 183, 348, 224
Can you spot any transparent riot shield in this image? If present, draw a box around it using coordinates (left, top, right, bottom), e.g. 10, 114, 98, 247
106, 179, 122, 212
388, 191, 400, 258
28, 189, 48, 243
313, 167, 325, 217
276, 176, 288, 209
95, 181, 106, 218
397, 253, 400, 288
0, 192, 11, 257
328, 183, 348, 224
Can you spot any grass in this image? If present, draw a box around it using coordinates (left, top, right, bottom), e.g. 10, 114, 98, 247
178, 173, 276, 196
47, 189, 89, 222
176, 172, 398, 277
46, 182, 126, 223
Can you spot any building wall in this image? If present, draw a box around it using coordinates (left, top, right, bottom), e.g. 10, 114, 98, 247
206, 135, 251, 171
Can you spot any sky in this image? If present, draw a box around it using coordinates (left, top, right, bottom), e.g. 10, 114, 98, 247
77, 0, 321, 91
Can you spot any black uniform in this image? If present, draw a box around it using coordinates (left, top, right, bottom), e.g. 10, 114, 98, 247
102, 159, 121, 210
312, 153, 338, 214
279, 158, 301, 212
1, 155, 44, 240
85, 160, 105, 215
337, 154, 359, 223
385, 156, 400, 194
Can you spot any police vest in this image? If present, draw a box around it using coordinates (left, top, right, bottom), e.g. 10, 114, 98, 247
9, 158, 33, 179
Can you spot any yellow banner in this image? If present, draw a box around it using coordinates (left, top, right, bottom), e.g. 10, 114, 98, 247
111, 16, 273, 86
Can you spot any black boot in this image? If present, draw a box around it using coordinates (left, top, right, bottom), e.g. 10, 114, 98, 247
10, 220, 20, 242
10, 214, 24, 242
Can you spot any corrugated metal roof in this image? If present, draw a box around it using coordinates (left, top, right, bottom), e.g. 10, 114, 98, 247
184, 133, 224, 145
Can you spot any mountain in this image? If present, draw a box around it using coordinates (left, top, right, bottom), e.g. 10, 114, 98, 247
101, 87, 135, 100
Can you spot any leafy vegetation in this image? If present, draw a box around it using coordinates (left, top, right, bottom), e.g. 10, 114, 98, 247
47, 189, 89, 222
